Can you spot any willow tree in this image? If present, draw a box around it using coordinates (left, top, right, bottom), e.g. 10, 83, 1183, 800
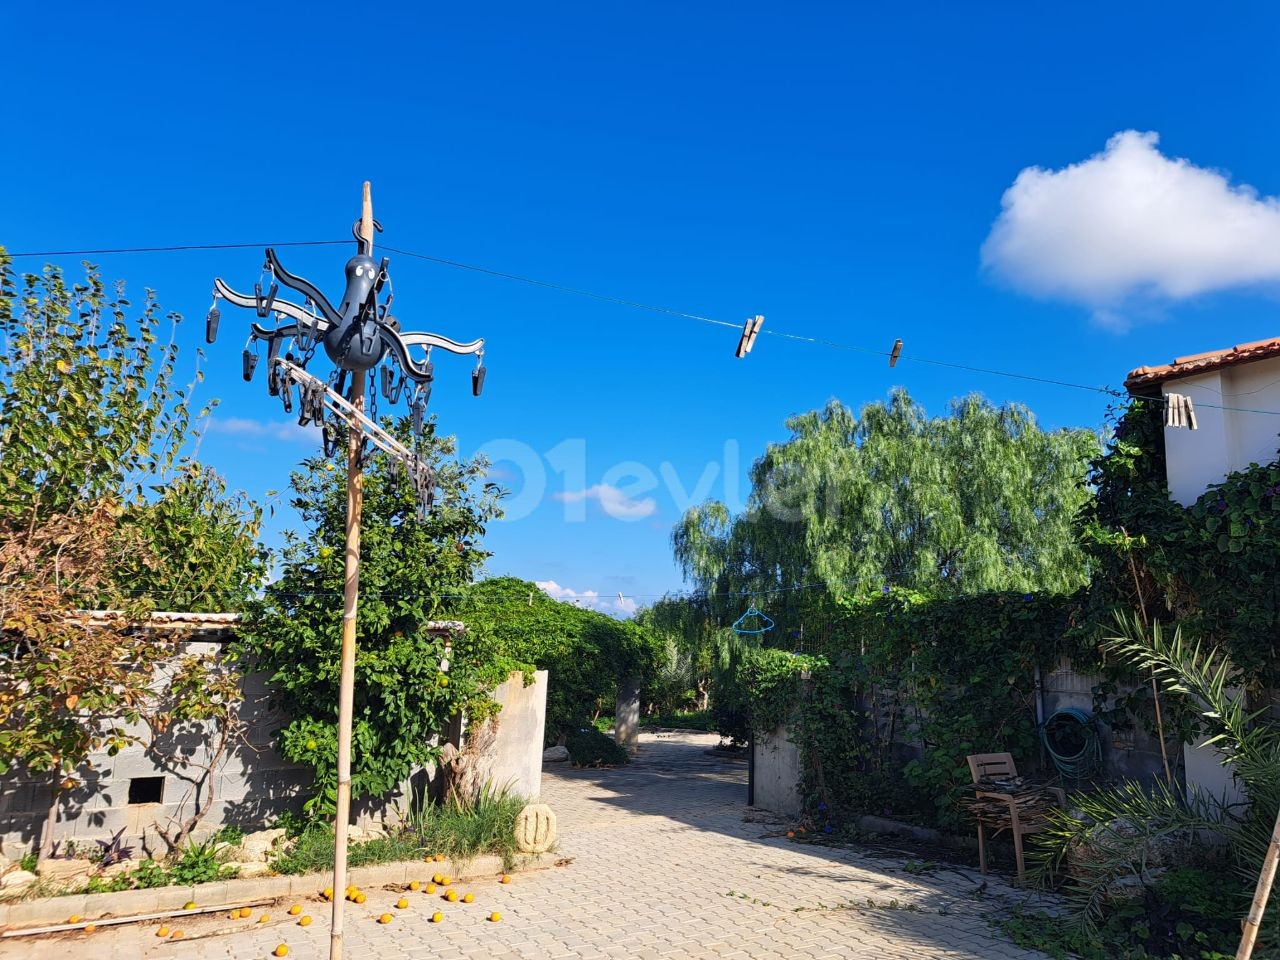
674, 390, 1099, 615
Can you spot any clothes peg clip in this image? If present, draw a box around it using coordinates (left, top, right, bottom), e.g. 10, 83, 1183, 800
889, 339, 903, 368
472, 364, 487, 397
736, 315, 764, 358
205, 299, 220, 344
255, 281, 279, 318
242, 349, 258, 382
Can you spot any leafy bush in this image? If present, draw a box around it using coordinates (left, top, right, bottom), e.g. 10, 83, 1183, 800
565, 728, 629, 767
462, 577, 664, 743
237, 421, 508, 814
641, 709, 714, 731
168, 835, 239, 886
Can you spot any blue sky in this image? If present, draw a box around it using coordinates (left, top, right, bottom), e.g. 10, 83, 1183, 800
6, 3, 1280, 613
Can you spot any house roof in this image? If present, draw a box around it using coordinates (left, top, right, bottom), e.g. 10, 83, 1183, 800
1125, 336, 1280, 392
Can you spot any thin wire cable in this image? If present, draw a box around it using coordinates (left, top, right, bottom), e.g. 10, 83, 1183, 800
379, 245, 741, 330
9, 237, 1280, 414
5, 240, 348, 258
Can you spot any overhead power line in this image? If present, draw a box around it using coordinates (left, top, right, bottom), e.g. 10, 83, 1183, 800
8, 238, 1280, 415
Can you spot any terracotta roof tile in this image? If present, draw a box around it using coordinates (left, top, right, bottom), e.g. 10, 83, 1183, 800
1125, 337, 1280, 391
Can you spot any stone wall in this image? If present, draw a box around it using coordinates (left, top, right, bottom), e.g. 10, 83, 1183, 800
484, 670, 549, 799
0, 620, 547, 858
751, 726, 803, 817
0, 635, 312, 857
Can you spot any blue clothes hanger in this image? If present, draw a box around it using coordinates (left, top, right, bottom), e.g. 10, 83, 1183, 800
731, 605, 775, 635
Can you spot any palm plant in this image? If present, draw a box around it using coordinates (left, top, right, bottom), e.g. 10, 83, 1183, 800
1030, 613, 1280, 934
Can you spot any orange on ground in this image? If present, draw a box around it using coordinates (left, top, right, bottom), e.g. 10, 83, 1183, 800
430, 911, 443, 923
426, 883, 437, 894
396, 898, 409, 909
323, 887, 334, 900
299, 915, 312, 927
259, 913, 270, 923
435, 854, 444, 862
170, 930, 184, 939
489, 912, 502, 922
500, 874, 512, 884
68, 915, 81, 924
378, 913, 393, 924
183, 901, 197, 910
462, 893, 474, 903
408, 880, 420, 891
356, 893, 367, 904
288, 904, 302, 915
83, 924, 96, 934
445, 890, 458, 902
274, 946, 289, 958
156, 926, 169, 938
432, 873, 442, 884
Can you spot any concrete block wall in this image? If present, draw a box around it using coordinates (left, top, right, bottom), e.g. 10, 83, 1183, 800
0, 638, 312, 857
486, 670, 549, 799
751, 726, 803, 817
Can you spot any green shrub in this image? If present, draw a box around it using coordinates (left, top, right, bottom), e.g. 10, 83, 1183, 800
565, 728, 629, 767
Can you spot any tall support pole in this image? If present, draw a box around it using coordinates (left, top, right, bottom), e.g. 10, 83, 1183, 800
1238, 804, 1280, 959
330, 181, 373, 960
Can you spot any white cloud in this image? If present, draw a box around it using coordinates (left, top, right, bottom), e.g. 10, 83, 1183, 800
553, 483, 657, 520
982, 131, 1280, 322
536, 580, 637, 616
208, 417, 314, 444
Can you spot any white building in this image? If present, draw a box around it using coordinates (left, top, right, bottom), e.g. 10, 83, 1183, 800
1126, 336, 1280, 806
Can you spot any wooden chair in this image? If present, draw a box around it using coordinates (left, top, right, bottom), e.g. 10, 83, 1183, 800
966, 752, 1066, 882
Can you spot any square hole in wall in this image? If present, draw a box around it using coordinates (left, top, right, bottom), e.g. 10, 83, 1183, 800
127, 776, 164, 805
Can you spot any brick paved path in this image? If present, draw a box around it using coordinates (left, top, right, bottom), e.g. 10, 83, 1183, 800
4, 732, 1051, 959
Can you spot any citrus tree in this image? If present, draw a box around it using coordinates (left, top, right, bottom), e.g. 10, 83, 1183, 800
237, 418, 510, 814
0, 248, 265, 853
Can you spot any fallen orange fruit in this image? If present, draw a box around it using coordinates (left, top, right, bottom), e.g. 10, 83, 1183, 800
462, 893, 474, 904
156, 926, 169, 938
274, 945, 289, 958
408, 880, 421, 891
378, 913, 393, 924
288, 904, 302, 916
426, 884, 437, 894
395, 898, 409, 909
355, 893, 366, 904
299, 915, 313, 927
500, 874, 512, 884
170, 930, 184, 939
430, 911, 443, 923
489, 912, 502, 922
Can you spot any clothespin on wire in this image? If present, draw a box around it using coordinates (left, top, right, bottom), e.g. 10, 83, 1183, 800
1165, 393, 1198, 430
736, 315, 764, 358
889, 339, 903, 368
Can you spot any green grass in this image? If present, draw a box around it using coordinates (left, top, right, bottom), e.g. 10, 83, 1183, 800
271, 786, 526, 876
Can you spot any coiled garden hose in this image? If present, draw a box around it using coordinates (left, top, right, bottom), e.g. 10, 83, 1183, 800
1041, 707, 1102, 780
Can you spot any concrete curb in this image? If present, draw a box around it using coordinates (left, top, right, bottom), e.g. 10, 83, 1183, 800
0, 853, 548, 930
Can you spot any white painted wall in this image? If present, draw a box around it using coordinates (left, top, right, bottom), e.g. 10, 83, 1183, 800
1162, 356, 1280, 507
1157, 357, 1280, 808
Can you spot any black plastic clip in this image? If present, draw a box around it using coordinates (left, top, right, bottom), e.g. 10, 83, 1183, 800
242, 349, 258, 382
255, 281, 279, 318
205, 304, 220, 344
380, 364, 395, 402
472, 365, 487, 397
322, 422, 340, 459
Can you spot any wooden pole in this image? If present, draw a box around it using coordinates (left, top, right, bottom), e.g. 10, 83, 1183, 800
1238, 804, 1280, 959
329, 181, 373, 960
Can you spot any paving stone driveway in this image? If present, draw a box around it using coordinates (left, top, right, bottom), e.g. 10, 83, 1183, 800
5, 732, 1052, 959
